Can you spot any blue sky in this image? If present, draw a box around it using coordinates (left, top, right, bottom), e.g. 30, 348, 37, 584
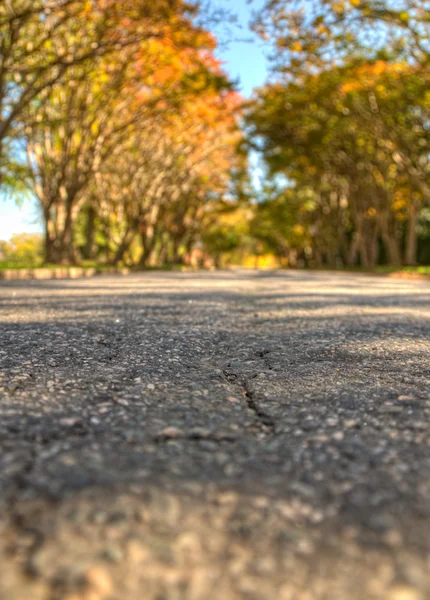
215, 0, 269, 97
0, 0, 269, 240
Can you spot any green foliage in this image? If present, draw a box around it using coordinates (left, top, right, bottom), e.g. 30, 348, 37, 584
243, 0, 430, 268
202, 202, 255, 265
253, 0, 430, 74
0, 233, 43, 267
246, 22, 430, 267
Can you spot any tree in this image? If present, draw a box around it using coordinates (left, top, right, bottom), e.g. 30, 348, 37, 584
0, 233, 43, 266
21, 0, 245, 265
24, 57, 142, 264
91, 86, 245, 267
253, 0, 430, 75
246, 59, 430, 267
0, 0, 206, 181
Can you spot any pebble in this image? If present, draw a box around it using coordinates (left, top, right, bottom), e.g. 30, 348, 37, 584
189, 427, 212, 438
114, 397, 130, 406
383, 529, 403, 547
103, 545, 124, 563
84, 566, 113, 597
379, 406, 403, 414
344, 419, 359, 428
388, 586, 423, 600
59, 417, 81, 427
227, 396, 240, 403
157, 427, 184, 439
199, 440, 218, 451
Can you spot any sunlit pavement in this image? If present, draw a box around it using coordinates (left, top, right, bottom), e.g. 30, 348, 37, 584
1, 270, 429, 600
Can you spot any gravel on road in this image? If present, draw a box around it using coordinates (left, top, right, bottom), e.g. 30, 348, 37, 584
0, 270, 429, 600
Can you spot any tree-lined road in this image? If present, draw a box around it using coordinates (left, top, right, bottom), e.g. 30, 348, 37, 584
1, 271, 429, 600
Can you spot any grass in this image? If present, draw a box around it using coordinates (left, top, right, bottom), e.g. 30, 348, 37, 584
301, 265, 430, 277
0, 261, 43, 269
1, 260, 430, 278
395, 266, 430, 275
367, 265, 430, 276
0, 261, 193, 272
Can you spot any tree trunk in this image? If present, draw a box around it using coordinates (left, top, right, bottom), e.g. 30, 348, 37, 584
368, 224, 379, 268
158, 244, 169, 266
356, 218, 370, 268
82, 205, 97, 260
44, 211, 60, 264
288, 248, 298, 268
405, 202, 418, 266
313, 247, 323, 268
44, 194, 81, 265
110, 230, 135, 266
171, 235, 185, 264
347, 234, 360, 267
380, 218, 402, 266
44, 231, 59, 264
58, 208, 78, 265
139, 229, 156, 267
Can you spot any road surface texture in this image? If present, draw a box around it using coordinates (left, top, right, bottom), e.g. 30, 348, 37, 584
1, 270, 429, 600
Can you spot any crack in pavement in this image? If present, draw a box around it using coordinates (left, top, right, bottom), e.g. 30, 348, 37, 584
242, 378, 276, 431
222, 366, 276, 433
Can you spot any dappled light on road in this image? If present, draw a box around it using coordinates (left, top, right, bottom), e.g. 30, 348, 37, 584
1, 271, 429, 599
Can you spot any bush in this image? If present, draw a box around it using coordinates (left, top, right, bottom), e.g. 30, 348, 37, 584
0, 233, 44, 267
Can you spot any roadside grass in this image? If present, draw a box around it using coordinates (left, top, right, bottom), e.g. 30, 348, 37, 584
0, 260, 43, 269
0, 260, 198, 272
1, 260, 430, 278
298, 265, 430, 277
376, 265, 430, 276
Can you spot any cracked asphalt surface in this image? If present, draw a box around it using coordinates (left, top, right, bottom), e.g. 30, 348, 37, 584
1, 270, 429, 600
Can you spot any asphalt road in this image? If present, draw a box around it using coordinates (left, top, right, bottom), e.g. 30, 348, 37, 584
1, 270, 429, 600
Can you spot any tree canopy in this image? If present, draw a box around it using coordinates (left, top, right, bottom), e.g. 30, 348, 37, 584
245, 0, 430, 267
